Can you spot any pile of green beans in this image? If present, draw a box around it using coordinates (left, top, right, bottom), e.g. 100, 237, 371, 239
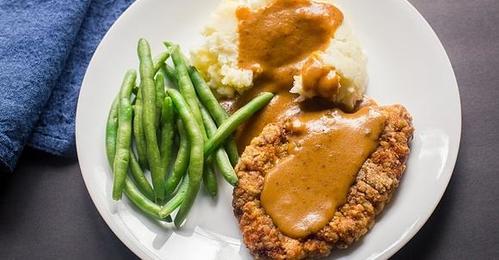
104, 38, 274, 226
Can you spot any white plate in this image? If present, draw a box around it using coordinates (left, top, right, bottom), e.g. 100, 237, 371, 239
76, 0, 461, 259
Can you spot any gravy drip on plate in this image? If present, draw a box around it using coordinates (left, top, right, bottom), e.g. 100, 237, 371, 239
261, 106, 386, 238
234, 0, 344, 150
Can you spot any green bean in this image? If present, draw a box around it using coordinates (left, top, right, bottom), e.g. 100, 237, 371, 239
112, 70, 136, 200
166, 88, 204, 228
138, 38, 165, 203
167, 44, 206, 135
202, 158, 218, 198
107, 118, 166, 221
132, 85, 139, 96
159, 97, 175, 188
106, 96, 119, 166
163, 64, 178, 84
132, 90, 148, 169
159, 175, 189, 219
105, 85, 167, 221
199, 109, 218, 200
159, 67, 177, 91
159, 65, 177, 90
167, 44, 219, 194
155, 73, 166, 129
153, 51, 169, 75
129, 151, 155, 201
163, 41, 173, 48
203, 161, 218, 197
204, 92, 274, 157
189, 67, 239, 166
165, 119, 189, 197
201, 107, 238, 185
124, 178, 164, 220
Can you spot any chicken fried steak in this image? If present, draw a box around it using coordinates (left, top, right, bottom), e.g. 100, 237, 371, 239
233, 105, 413, 259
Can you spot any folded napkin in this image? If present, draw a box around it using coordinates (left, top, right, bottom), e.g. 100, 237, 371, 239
0, 0, 134, 172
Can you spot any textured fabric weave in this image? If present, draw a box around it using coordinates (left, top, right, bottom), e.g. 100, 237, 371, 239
0, 0, 134, 172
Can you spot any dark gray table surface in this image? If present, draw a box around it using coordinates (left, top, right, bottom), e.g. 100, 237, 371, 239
1, 0, 499, 259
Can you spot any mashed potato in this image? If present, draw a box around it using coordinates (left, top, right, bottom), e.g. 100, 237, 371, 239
191, 0, 367, 109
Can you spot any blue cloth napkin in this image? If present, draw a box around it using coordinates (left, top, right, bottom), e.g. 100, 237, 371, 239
0, 0, 134, 172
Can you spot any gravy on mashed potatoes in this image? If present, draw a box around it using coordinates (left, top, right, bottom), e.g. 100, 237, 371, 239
191, 0, 367, 108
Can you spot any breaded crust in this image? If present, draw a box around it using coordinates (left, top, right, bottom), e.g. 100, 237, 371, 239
233, 105, 414, 259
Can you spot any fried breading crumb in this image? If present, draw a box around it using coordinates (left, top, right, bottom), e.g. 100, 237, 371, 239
233, 105, 414, 259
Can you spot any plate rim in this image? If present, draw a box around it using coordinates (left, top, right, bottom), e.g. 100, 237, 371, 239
75, 0, 462, 259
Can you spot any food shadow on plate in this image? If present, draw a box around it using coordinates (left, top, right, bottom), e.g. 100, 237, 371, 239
103, 172, 176, 250
153, 180, 244, 257
121, 198, 176, 250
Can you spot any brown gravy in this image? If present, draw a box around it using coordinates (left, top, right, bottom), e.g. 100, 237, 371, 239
237, 0, 343, 75
234, 0, 382, 239
301, 54, 341, 100
261, 107, 386, 238
235, 0, 344, 151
